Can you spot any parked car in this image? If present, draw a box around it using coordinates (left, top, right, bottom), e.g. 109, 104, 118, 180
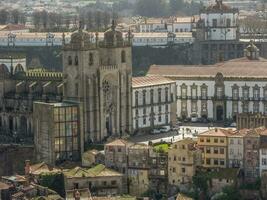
150, 129, 161, 134
191, 114, 198, 122
159, 125, 171, 133
176, 121, 183, 126
171, 126, 180, 131
230, 122, 237, 127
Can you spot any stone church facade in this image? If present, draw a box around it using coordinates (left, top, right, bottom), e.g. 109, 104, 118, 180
63, 23, 132, 142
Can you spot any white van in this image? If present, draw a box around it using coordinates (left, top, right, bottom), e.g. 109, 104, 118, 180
160, 125, 171, 133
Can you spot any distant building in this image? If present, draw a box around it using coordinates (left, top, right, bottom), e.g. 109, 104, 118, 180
148, 42, 267, 122
237, 113, 267, 130
196, 0, 239, 41
63, 164, 126, 196
128, 143, 152, 196
137, 18, 167, 33
148, 150, 168, 194
132, 76, 177, 131
197, 129, 229, 168
259, 130, 267, 176
82, 149, 105, 167
34, 102, 81, 165
243, 128, 261, 180
104, 139, 132, 174
168, 138, 202, 189
227, 130, 244, 168
206, 168, 239, 193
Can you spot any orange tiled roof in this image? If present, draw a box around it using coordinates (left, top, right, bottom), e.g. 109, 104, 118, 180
147, 57, 267, 79
105, 139, 129, 146
199, 128, 232, 137
132, 76, 175, 88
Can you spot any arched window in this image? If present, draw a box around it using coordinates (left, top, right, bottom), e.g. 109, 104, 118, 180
68, 56, 72, 65
89, 53, 94, 65
74, 55, 79, 66
121, 50, 126, 63
14, 64, 24, 74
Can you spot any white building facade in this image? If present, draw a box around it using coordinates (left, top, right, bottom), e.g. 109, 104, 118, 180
0, 32, 194, 47
132, 76, 177, 131
147, 42, 267, 122
198, 0, 239, 41
228, 133, 244, 168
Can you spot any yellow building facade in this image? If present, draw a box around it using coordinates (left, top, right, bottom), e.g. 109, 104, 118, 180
197, 129, 230, 168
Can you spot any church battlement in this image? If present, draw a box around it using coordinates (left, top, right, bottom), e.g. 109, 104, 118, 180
99, 65, 118, 71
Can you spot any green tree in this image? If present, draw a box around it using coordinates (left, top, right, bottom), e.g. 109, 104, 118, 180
39, 173, 65, 197
135, 0, 167, 17
192, 173, 209, 196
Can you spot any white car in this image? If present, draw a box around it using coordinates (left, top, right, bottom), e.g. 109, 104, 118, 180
159, 126, 171, 133
151, 129, 161, 134
230, 122, 237, 127
191, 113, 198, 122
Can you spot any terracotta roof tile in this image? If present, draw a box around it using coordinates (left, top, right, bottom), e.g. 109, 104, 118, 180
199, 128, 232, 137
132, 76, 176, 88
147, 57, 267, 79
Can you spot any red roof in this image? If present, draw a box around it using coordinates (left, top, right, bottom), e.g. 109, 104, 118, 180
147, 57, 267, 79
0, 24, 27, 31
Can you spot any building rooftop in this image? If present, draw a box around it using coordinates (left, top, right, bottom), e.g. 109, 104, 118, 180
30, 162, 61, 175
132, 76, 176, 88
105, 139, 130, 146
64, 164, 123, 178
147, 57, 267, 79
129, 143, 151, 150
208, 168, 239, 180
199, 128, 232, 137
0, 181, 11, 190
176, 193, 193, 200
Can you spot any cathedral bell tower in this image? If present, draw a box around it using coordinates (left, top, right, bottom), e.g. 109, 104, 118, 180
63, 21, 132, 143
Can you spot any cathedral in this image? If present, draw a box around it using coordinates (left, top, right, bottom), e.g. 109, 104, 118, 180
62, 22, 133, 142
0, 23, 176, 164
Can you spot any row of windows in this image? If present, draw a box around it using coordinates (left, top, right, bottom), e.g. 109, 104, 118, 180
135, 87, 170, 105
205, 147, 225, 154
170, 156, 186, 162
181, 101, 267, 115
67, 51, 126, 66
180, 84, 267, 99
205, 158, 225, 166
199, 137, 225, 143
135, 105, 169, 115
211, 18, 232, 28
135, 114, 169, 127
181, 101, 207, 113
171, 167, 186, 173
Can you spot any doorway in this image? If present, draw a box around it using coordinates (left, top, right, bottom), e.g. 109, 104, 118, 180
216, 105, 224, 121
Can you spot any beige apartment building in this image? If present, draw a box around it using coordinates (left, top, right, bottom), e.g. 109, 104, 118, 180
168, 138, 201, 188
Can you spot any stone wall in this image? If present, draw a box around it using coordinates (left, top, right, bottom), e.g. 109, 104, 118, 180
0, 145, 35, 176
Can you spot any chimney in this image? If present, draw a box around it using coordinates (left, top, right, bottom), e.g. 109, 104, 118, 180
215, 128, 218, 132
